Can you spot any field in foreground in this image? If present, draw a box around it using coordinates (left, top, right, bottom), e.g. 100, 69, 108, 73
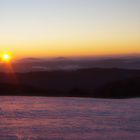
0, 96, 139, 140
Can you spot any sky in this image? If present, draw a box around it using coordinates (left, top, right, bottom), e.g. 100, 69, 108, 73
0, 0, 140, 59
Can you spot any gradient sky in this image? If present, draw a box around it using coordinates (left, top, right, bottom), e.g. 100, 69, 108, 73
0, 0, 140, 59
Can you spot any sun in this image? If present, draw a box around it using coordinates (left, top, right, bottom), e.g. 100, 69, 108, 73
1, 53, 12, 62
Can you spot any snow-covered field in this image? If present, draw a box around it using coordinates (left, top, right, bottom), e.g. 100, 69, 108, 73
0, 97, 139, 140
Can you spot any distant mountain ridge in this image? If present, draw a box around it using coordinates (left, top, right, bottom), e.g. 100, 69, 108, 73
0, 57, 140, 73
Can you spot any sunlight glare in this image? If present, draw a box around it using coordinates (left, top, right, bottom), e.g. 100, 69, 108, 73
1, 53, 12, 62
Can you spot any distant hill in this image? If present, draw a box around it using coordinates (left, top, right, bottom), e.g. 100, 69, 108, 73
18, 58, 43, 63
0, 68, 140, 98
1, 57, 140, 72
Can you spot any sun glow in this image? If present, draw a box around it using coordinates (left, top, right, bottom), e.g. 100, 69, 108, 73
1, 53, 12, 62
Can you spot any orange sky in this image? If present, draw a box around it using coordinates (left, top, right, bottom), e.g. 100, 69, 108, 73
0, 0, 140, 60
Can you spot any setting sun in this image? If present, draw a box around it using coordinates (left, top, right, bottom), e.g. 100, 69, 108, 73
1, 53, 12, 62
